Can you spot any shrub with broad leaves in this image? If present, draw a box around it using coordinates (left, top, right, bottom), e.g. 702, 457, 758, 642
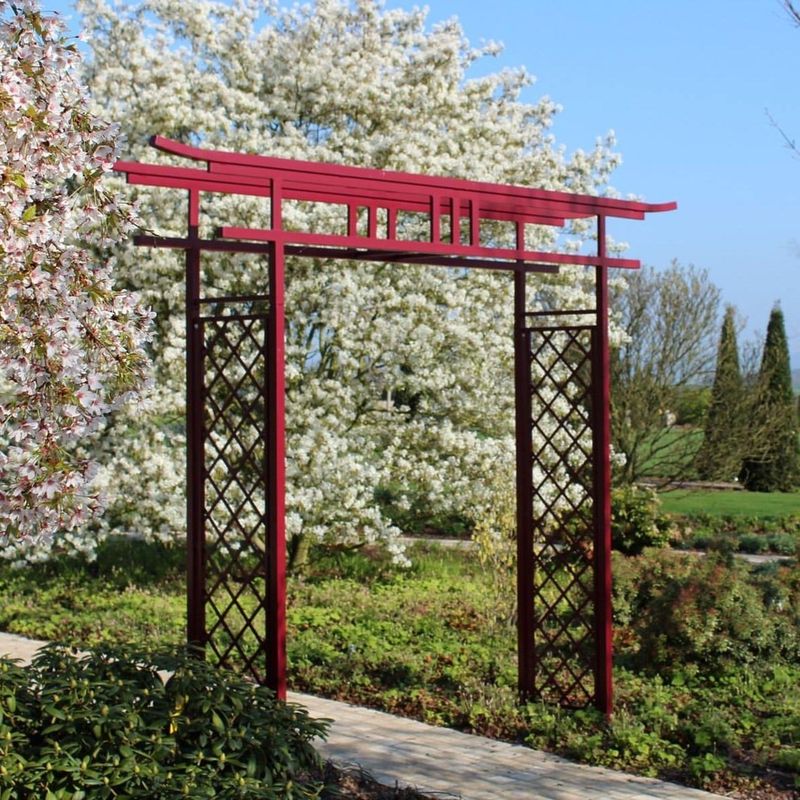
0, 643, 327, 798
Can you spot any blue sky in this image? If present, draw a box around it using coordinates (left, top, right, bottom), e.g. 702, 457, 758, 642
47, 0, 800, 364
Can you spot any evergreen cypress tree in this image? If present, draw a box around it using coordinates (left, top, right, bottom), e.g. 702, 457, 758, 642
740, 306, 799, 491
696, 306, 742, 480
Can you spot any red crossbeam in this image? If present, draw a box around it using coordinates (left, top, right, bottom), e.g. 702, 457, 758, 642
114, 136, 676, 273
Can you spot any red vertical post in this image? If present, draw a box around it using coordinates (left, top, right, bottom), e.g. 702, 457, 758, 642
266, 181, 287, 700
186, 189, 206, 651
514, 268, 535, 699
592, 215, 613, 716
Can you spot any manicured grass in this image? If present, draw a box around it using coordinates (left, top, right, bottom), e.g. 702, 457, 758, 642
660, 488, 800, 518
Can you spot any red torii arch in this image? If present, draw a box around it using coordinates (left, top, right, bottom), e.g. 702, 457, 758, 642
116, 136, 675, 715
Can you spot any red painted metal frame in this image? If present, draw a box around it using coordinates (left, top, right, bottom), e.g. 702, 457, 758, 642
266, 236, 287, 698
592, 217, 614, 713
115, 137, 674, 714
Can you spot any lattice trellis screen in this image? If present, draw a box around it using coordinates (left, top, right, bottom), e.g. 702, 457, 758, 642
525, 320, 598, 708
201, 300, 271, 683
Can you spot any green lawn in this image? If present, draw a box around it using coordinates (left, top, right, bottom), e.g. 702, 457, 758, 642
659, 488, 800, 518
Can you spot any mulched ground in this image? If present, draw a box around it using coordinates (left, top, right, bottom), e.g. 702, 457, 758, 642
318, 762, 456, 799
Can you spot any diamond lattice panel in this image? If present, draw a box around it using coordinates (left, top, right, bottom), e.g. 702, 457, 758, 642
202, 311, 269, 683
528, 325, 596, 708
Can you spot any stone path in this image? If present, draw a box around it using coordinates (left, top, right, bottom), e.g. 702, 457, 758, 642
0, 632, 725, 800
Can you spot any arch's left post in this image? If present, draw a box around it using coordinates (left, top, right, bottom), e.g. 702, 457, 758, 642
186, 189, 206, 651
266, 193, 287, 700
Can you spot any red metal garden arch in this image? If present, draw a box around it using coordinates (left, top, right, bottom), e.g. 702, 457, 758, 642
116, 137, 675, 715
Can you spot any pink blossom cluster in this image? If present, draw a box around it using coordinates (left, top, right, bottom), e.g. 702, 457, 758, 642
0, 0, 152, 543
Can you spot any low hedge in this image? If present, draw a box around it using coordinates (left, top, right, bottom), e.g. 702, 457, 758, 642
0, 644, 328, 799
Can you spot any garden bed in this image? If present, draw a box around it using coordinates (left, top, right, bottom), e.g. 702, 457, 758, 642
661, 490, 800, 556
0, 537, 798, 799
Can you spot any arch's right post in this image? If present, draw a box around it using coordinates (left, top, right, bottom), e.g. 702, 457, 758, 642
265, 186, 287, 701
592, 215, 614, 716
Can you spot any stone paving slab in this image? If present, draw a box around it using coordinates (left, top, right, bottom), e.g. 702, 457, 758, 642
0, 633, 725, 800
0, 632, 45, 664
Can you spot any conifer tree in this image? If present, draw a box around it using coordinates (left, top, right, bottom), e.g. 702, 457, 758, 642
696, 306, 743, 480
740, 306, 799, 491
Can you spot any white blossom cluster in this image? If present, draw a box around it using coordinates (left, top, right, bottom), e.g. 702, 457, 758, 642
0, 0, 153, 553
11, 0, 623, 563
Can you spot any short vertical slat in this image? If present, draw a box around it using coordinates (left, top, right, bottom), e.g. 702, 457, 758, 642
387, 207, 397, 241
470, 198, 480, 246
430, 194, 440, 243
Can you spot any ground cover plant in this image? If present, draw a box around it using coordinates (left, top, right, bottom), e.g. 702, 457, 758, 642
1, 537, 799, 798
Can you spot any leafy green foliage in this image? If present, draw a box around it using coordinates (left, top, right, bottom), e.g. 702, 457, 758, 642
612, 551, 800, 675
673, 386, 711, 426
610, 486, 673, 555
0, 537, 185, 648
0, 644, 327, 799
374, 484, 472, 539
2, 538, 800, 796
665, 502, 800, 555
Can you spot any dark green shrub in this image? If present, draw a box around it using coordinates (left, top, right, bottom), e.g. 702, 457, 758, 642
0, 644, 327, 799
674, 386, 711, 426
611, 486, 673, 555
766, 533, 799, 555
93, 536, 185, 585
737, 533, 768, 554
773, 748, 800, 772
374, 483, 472, 538
684, 707, 741, 754
678, 527, 714, 550
612, 551, 800, 676
667, 512, 800, 555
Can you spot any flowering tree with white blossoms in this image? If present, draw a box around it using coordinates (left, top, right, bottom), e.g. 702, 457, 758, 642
0, 0, 152, 552
47, 0, 623, 567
